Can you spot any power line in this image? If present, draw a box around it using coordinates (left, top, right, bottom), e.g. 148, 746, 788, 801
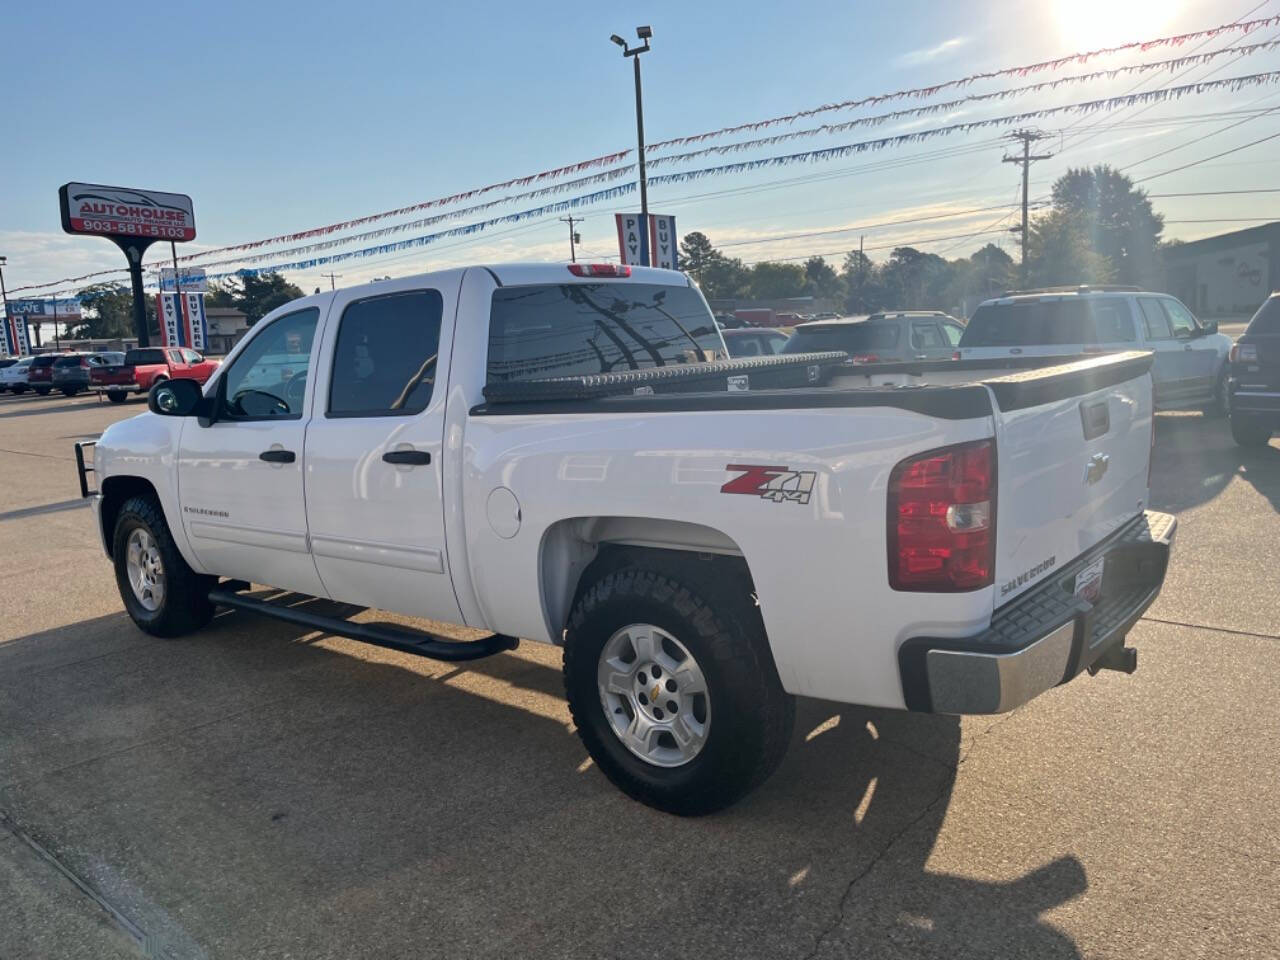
1134, 127, 1280, 182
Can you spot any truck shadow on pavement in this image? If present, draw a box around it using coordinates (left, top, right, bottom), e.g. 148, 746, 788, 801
0, 601, 1087, 960
1150, 414, 1280, 515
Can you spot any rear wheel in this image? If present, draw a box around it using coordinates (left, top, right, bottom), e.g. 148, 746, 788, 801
113, 496, 216, 637
563, 552, 794, 816
106, 390, 128, 403
60, 387, 80, 397
12, 385, 27, 394
1231, 414, 1274, 448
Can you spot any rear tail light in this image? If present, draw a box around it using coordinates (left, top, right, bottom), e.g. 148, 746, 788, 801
888, 439, 995, 591
1230, 343, 1256, 364
850, 353, 880, 363
952, 351, 961, 360
568, 263, 631, 278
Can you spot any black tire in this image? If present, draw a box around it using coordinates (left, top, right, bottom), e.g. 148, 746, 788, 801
106, 390, 128, 403
1231, 414, 1273, 448
1205, 367, 1229, 418
112, 495, 216, 637
35, 386, 50, 395
564, 552, 794, 816
11, 385, 26, 394
60, 387, 79, 397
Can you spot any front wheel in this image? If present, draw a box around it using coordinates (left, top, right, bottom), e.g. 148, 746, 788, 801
1205, 368, 1229, 418
113, 496, 216, 637
1231, 414, 1274, 448
563, 552, 794, 816
106, 390, 128, 403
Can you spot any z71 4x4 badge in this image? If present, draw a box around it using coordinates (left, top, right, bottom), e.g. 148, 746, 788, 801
721, 464, 817, 505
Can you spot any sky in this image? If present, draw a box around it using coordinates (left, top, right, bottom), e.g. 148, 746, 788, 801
4, 0, 1280, 310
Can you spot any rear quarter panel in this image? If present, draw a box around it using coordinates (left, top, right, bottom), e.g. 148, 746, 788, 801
461, 405, 997, 709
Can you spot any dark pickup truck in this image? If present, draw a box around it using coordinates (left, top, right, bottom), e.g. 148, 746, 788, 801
1228, 293, 1280, 447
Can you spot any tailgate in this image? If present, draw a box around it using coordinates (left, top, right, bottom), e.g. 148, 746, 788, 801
986, 352, 1153, 604
92, 366, 133, 384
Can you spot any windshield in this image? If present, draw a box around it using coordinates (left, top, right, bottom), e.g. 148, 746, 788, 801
781, 322, 899, 354
124, 349, 167, 365
487, 282, 723, 381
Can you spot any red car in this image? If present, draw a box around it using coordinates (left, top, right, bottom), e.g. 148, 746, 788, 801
90, 347, 220, 403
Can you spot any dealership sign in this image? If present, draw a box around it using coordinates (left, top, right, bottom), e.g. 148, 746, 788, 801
159, 266, 208, 293
6, 298, 82, 319
2, 315, 31, 357
615, 213, 677, 268
59, 182, 196, 242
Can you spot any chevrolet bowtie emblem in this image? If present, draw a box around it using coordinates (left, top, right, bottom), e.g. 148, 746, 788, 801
651, 685, 661, 702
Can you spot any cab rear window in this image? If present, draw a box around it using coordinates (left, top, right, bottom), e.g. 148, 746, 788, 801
487, 283, 722, 382
781, 322, 899, 353
1245, 296, 1280, 334
124, 349, 167, 365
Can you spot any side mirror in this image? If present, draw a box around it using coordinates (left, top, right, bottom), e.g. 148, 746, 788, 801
1199, 318, 1218, 335
148, 377, 206, 417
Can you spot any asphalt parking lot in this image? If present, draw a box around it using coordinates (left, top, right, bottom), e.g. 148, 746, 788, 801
1, 387, 1277, 960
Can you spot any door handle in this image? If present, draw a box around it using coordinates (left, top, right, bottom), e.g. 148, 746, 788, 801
1184, 344, 1193, 351
259, 449, 296, 463
382, 449, 431, 465
915, 354, 928, 360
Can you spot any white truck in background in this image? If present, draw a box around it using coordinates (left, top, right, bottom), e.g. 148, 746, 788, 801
76, 263, 1174, 815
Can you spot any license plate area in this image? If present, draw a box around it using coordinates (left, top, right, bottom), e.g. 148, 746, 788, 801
1073, 556, 1106, 604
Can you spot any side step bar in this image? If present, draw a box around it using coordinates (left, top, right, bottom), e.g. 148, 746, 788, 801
208, 582, 519, 662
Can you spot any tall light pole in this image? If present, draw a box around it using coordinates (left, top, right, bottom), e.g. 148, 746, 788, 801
611, 26, 652, 217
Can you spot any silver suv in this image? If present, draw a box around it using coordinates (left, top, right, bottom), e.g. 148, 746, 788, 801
782, 311, 964, 362
958, 285, 1232, 412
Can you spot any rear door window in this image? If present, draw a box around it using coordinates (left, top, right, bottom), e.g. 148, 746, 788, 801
1138, 299, 1173, 340
1090, 300, 1136, 343
941, 321, 964, 347
328, 290, 444, 417
959, 300, 1094, 346
911, 322, 946, 350
487, 283, 721, 381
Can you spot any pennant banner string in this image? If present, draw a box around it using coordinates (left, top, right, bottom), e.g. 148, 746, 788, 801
646, 14, 1280, 152
15, 68, 1280, 297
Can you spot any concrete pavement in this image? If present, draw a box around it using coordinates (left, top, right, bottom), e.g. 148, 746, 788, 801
0, 391, 1277, 959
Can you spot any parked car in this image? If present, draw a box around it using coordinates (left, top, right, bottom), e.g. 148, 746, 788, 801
957, 286, 1231, 413
79, 262, 1172, 815
781, 311, 963, 362
1227, 292, 1280, 447
52, 352, 127, 397
714, 313, 752, 329
0, 357, 32, 393
721, 327, 790, 358
25, 354, 62, 395
90, 347, 219, 403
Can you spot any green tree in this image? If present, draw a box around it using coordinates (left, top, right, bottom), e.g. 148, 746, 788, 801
701, 255, 751, 300
1048, 165, 1163, 285
71, 283, 158, 341
219, 271, 306, 325
880, 247, 953, 309
841, 249, 879, 313
747, 261, 807, 300
803, 256, 844, 300
1026, 208, 1113, 287
204, 280, 236, 308
679, 231, 719, 285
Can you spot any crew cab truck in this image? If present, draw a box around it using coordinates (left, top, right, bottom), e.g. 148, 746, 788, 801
90, 346, 218, 403
77, 263, 1175, 815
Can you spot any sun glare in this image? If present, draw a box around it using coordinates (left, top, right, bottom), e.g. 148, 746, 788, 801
1054, 0, 1183, 50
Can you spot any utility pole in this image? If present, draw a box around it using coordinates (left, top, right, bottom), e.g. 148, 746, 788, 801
560, 215, 584, 262
611, 26, 653, 217
1003, 129, 1052, 285
321, 272, 342, 291
0, 257, 12, 355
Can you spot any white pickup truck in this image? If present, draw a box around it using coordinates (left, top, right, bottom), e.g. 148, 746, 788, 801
77, 263, 1175, 815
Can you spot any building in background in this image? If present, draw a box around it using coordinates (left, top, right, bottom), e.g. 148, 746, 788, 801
205, 307, 250, 356
1163, 222, 1280, 318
